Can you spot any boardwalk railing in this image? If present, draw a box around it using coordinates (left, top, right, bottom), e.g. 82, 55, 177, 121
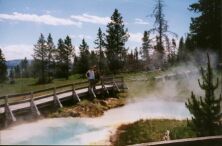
0, 76, 127, 126
130, 135, 222, 146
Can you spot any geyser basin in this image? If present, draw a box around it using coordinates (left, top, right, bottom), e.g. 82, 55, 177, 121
0, 99, 190, 145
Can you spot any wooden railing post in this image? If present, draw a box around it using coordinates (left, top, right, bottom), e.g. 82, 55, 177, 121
4, 95, 16, 127
72, 84, 81, 102
121, 76, 127, 89
53, 87, 63, 108
112, 77, 120, 92
30, 92, 41, 117
101, 76, 109, 94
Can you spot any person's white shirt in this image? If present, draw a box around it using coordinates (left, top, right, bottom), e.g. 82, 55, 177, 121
87, 69, 95, 80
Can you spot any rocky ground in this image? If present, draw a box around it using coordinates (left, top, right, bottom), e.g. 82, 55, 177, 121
48, 97, 125, 118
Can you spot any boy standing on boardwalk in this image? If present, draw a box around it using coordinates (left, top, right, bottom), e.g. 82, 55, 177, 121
86, 66, 95, 90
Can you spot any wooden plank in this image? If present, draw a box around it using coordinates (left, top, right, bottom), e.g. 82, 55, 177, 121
113, 80, 120, 92
130, 136, 222, 146
0, 76, 125, 115
0, 96, 5, 100
33, 87, 54, 94
72, 84, 81, 102
101, 78, 109, 94
8, 92, 30, 98
56, 83, 73, 89
30, 92, 41, 117
4, 96, 16, 123
0, 84, 115, 114
53, 88, 63, 108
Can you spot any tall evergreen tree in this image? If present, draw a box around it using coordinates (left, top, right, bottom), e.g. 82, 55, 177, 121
149, 0, 177, 67
89, 50, 98, 67
168, 38, 177, 65
33, 33, 51, 84
105, 9, 129, 73
189, 0, 222, 60
47, 33, 56, 78
9, 68, 15, 84
55, 38, 64, 78
14, 65, 21, 78
141, 31, 151, 70
186, 54, 222, 136
76, 39, 90, 74
20, 57, 29, 78
126, 50, 134, 72
55, 36, 74, 79
72, 55, 78, 74
94, 28, 106, 71
134, 47, 140, 71
64, 35, 74, 79
177, 37, 185, 61
0, 48, 7, 83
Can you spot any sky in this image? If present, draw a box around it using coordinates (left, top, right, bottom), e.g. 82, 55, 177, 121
0, 0, 197, 60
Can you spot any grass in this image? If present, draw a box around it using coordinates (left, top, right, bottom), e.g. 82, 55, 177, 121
121, 70, 163, 98
0, 71, 162, 104
0, 74, 85, 97
112, 119, 196, 146
48, 97, 126, 118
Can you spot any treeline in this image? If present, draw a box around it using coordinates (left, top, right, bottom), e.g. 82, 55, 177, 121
0, 0, 221, 84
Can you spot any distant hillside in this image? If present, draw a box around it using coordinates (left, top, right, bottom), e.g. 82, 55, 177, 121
6, 59, 21, 68
6, 59, 32, 68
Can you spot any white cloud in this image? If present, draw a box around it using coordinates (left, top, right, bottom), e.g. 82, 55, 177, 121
0, 12, 82, 27
128, 32, 143, 43
70, 34, 92, 40
71, 13, 110, 25
134, 18, 149, 25
0, 44, 33, 60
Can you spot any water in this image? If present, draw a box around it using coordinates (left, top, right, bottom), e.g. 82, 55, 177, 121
0, 98, 190, 145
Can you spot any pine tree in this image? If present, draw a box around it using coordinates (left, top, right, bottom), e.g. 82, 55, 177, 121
189, 0, 221, 60
33, 33, 50, 84
0, 48, 7, 83
105, 9, 129, 73
47, 33, 56, 78
149, 0, 177, 68
9, 68, 15, 84
55, 36, 74, 79
63, 35, 74, 79
76, 39, 90, 74
134, 47, 140, 71
72, 55, 78, 74
55, 38, 64, 78
89, 50, 98, 67
177, 37, 185, 62
94, 28, 106, 72
185, 53, 222, 136
141, 31, 151, 70
20, 57, 29, 78
14, 65, 21, 78
168, 38, 177, 65
126, 50, 134, 72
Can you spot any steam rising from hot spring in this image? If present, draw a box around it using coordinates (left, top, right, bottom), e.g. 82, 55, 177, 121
1, 65, 206, 145
0, 98, 190, 145
1, 53, 220, 145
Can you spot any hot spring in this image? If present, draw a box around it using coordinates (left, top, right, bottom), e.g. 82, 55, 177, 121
0, 98, 190, 145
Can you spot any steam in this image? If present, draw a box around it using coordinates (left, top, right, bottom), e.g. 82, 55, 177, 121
0, 51, 220, 145
127, 64, 203, 103
0, 99, 190, 145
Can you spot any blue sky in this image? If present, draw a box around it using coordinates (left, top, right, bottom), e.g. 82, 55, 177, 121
0, 0, 197, 60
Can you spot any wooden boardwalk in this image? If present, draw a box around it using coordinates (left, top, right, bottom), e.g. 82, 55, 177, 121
130, 135, 222, 146
0, 76, 127, 126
